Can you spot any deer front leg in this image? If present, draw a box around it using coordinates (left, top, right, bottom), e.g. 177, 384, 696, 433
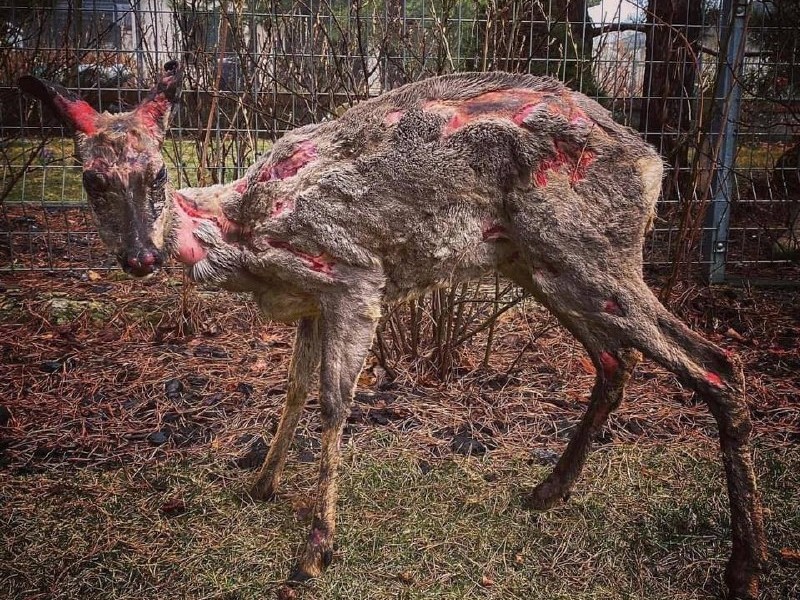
289, 293, 380, 583
251, 317, 320, 501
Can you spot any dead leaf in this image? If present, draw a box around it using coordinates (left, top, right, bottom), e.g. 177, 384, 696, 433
397, 571, 414, 584
725, 327, 746, 342
578, 355, 595, 375
160, 496, 186, 516
779, 547, 800, 563
291, 497, 313, 522
249, 358, 269, 372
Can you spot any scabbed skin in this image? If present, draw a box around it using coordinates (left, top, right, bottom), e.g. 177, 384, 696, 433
178, 72, 661, 323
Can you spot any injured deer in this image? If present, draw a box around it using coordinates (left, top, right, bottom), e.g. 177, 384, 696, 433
19, 63, 766, 599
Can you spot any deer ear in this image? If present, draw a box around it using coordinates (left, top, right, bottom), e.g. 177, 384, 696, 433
18, 76, 99, 135
136, 60, 182, 133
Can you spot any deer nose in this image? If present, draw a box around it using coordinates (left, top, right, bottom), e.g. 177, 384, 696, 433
123, 250, 162, 276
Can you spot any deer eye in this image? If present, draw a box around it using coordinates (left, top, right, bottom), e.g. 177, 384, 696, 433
83, 170, 107, 192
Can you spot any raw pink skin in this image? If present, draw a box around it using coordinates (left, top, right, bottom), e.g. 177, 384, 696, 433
233, 178, 248, 194
424, 89, 594, 136
603, 299, 623, 316
426, 89, 546, 135
53, 96, 97, 135
136, 94, 172, 131
266, 239, 335, 275
599, 351, 619, 378
705, 371, 725, 388
383, 110, 404, 126
259, 141, 318, 182
425, 90, 597, 187
481, 220, 508, 242
271, 196, 295, 218
531, 142, 597, 187
172, 192, 243, 266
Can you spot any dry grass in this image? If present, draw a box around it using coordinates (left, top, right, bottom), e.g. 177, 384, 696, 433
0, 271, 799, 599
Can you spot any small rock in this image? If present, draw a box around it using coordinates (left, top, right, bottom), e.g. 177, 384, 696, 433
417, 460, 433, 475
39, 360, 62, 373
235, 437, 267, 470
236, 382, 254, 397
164, 378, 183, 396
193, 345, 229, 359
369, 410, 390, 426
451, 433, 486, 456
298, 449, 315, 463
0, 405, 11, 427
530, 448, 560, 466
186, 375, 209, 389
148, 430, 169, 445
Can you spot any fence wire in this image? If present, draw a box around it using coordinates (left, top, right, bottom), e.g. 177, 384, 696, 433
0, 0, 798, 282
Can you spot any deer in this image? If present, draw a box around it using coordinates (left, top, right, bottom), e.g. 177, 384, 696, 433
19, 62, 767, 599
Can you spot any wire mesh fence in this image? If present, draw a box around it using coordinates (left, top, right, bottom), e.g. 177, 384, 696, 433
0, 0, 798, 283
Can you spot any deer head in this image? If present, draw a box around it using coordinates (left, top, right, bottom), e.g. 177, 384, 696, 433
19, 61, 181, 276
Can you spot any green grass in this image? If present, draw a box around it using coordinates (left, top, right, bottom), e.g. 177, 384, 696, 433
1, 442, 797, 600
2, 135, 788, 206
1, 137, 273, 204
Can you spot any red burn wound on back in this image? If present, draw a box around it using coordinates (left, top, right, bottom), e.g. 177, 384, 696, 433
599, 351, 619, 378
233, 178, 248, 194
603, 299, 623, 316
267, 239, 334, 275
383, 110, 404, 126
54, 97, 98, 135
531, 142, 596, 187
425, 89, 546, 135
259, 140, 318, 183
270, 197, 294, 218
705, 371, 725, 388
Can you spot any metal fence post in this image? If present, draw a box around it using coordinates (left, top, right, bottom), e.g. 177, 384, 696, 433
703, 0, 750, 284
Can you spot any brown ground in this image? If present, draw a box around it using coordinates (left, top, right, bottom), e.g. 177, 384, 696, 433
0, 268, 797, 473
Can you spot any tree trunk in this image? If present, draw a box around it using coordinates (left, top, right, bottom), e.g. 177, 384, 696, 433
476, 0, 593, 89
641, 0, 702, 169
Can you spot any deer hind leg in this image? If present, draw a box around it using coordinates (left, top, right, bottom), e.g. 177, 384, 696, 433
500, 263, 640, 508
626, 294, 766, 600
289, 292, 380, 583
508, 258, 765, 599
523, 346, 641, 510
251, 317, 320, 501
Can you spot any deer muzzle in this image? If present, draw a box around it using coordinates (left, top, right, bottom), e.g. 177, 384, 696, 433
121, 246, 163, 277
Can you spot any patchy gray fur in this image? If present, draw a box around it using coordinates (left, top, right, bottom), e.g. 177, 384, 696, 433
20, 69, 766, 600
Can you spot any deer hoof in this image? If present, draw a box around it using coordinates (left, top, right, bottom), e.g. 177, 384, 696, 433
521, 483, 568, 511
287, 564, 316, 586
248, 482, 279, 502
